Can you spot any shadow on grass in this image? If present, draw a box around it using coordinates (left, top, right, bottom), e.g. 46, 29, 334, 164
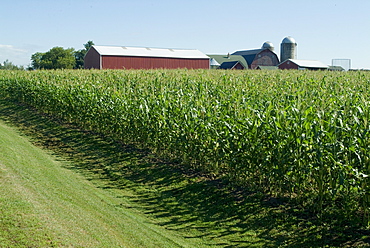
0, 98, 368, 247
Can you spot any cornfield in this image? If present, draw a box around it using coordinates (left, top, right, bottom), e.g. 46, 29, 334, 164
1, 69, 369, 224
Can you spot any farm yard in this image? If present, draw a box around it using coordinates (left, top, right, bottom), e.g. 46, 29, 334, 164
0, 69, 370, 247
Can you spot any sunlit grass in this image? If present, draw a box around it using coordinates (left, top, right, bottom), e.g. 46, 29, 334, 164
0, 109, 208, 247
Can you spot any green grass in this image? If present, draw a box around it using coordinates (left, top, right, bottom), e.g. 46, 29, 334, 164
0, 100, 217, 247
1, 90, 369, 246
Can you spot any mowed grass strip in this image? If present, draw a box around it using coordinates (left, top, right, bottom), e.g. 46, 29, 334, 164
0, 99, 271, 248
0, 118, 197, 247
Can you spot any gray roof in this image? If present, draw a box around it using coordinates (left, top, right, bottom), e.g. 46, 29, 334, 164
282, 36, 296, 44
92, 45, 209, 59
328, 65, 345, 71
210, 58, 220, 66
262, 41, 274, 50
231, 49, 264, 65
219, 61, 245, 69
287, 59, 328, 68
232, 48, 263, 56
257, 66, 278, 70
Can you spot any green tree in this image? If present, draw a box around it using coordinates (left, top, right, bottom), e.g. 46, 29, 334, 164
31, 52, 43, 70
31, 47, 76, 70
0, 60, 24, 70
74, 40, 94, 69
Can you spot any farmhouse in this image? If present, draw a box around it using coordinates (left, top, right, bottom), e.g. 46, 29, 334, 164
84, 45, 210, 69
278, 59, 328, 70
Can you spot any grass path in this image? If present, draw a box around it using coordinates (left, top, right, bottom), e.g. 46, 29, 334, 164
0, 114, 201, 247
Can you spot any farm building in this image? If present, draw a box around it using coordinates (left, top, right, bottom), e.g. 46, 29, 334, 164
278, 59, 328, 70
231, 42, 280, 69
207, 54, 248, 70
84, 45, 210, 69
280, 36, 297, 62
328, 65, 345, 71
256, 65, 278, 70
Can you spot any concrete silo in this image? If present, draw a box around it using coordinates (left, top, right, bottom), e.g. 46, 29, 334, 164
262, 41, 274, 51
280, 36, 297, 62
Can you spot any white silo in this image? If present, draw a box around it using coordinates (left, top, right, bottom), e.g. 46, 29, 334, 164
262, 41, 274, 51
280, 36, 297, 62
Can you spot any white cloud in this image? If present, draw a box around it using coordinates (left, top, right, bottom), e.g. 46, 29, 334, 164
0, 44, 26, 53
0, 44, 30, 66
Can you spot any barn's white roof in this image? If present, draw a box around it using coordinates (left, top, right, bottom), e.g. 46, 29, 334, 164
288, 59, 328, 68
92, 45, 209, 59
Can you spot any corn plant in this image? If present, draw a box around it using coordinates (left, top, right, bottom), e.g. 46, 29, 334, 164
1, 69, 369, 224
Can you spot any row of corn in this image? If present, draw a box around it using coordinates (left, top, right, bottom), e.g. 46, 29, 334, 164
1, 69, 369, 223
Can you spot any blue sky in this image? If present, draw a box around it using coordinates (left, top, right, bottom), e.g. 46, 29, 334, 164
1, 0, 369, 69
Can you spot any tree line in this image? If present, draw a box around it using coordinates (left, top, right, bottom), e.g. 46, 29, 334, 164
0, 41, 94, 70
0, 60, 24, 70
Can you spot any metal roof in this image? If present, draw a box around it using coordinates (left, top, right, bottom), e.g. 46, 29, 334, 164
231, 49, 264, 65
210, 58, 220, 66
257, 66, 278, 70
282, 36, 296, 44
328, 65, 345, 71
232, 48, 263, 56
288, 59, 328, 68
92, 45, 209, 59
262, 41, 274, 50
219, 61, 245, 69
207, 54, 248, 68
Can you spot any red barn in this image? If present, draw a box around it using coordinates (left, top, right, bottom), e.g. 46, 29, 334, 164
231, 42, 280, 69
84, 45, 210, 70
278, 59, 328, 70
